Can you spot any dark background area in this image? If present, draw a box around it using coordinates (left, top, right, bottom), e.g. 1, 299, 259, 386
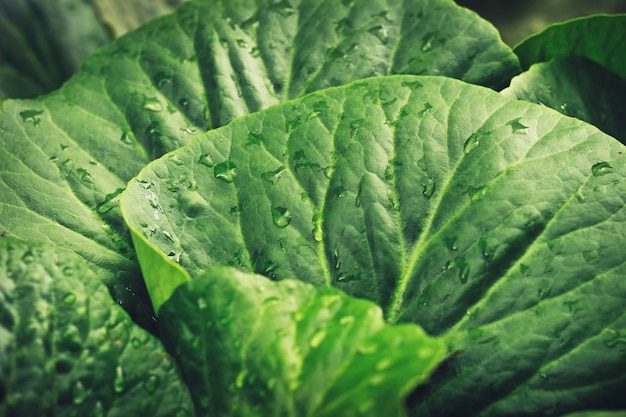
456, 0, 626, 45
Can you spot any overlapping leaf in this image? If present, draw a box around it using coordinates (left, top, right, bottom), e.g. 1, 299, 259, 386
122, 75, 626, 416
158, 266, 445, 417
0, 237, 195, 417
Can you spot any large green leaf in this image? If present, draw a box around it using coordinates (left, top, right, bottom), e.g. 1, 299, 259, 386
501, 56, 626, 144
0, 237, 195, 417
122, 75, 626, 416
158, 266, 446, 417
514, 14, 626, 79
0, 0, 519, 329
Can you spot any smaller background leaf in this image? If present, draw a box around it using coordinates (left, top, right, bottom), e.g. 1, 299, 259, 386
513, 14, 626, 79
502, 56, 626, 144
0, 237, 195, 417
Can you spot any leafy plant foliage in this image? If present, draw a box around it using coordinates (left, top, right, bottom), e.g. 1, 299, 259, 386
1, 1, 625, 416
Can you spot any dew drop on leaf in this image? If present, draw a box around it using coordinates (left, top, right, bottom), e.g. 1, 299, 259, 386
197, 153, 215, 168
309, 329, 327, 348
236, 369, 247, 388
604, 331, 626, 348
94, 401, 104, 417
113, 365, 126, 393
506, 117, 529, 134
96, 189, 124, 213
463, 132, 481, 154
72, 381, 87, 404
312, 213, 324, 241
261, 166, 285, 184
214, 160, 238, 183
120, 130, 133, 145
421, 31, 436, 52
63, 292, 77, 305
591, 161, 615, 177
375, 358, 393, 371
19, 109, 44, 125
422, 177, 436, 198
142, 97, 162, 112
143, 374, 160, 394
271, 206, 292, 228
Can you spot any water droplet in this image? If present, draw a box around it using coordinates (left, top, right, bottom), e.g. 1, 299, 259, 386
198, 153, 215, 168
144, 192, 159, 209
271, 207, 292, 228
506, 117, 528, 134
367, 25, 389, 44
335, 17, 351, 35
96, 188, 124, 213
582, 249, 599, 262
323, 165, 334, 179
62, 266, 74, 276
312, 213, 323, 241
136, 179, 153, 189
63, 292, 77, 305
422, 178, 436, 198
167, 154, 184, 167
143, 374, 160, 394
463, 132, 481, 154
563, 299, 582, 314
246, 131, 263, 146
591, 161, 615, 177
236, 39, 248, 48
235, 369, 247, 388
417, 102, 433, 116
76, 168, 94, 184
178, 98, 189, 107
214, 160, 237, 183
354, 183, 363, 207
120, 130, 133, 144
477, 236, 494, 262
230, 204, 242, 216
467, 327, 483, 339
143, 97, 162, 112
357, 341, 377, 355
376, 358, 393, 371
333, 186, 346, 198
73, 381, 87, 404
268, 0, 296, 16
94, 401, 104, 417
114, 365, 126, 393
261, 166, 285, 184
154, 72, 173, 88
455, 256, 470, 283
350, 118, 365, 137
445, 236, 458, 251
19, 109, 44, 125
421, 31, 436, 52
604, 331, 626, 348
339, 315, 354, 325
309, 329, 327, 348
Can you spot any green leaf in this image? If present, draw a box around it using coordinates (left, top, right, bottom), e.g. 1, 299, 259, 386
0, 237, 195, 417
514, 14, 626, 79
501, 56, 626, 144
158, 266, 446, 417
122, 75, 626, 416
0, 0, 518, 327
0, 0, 112, 94
558, 412, 626, 417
